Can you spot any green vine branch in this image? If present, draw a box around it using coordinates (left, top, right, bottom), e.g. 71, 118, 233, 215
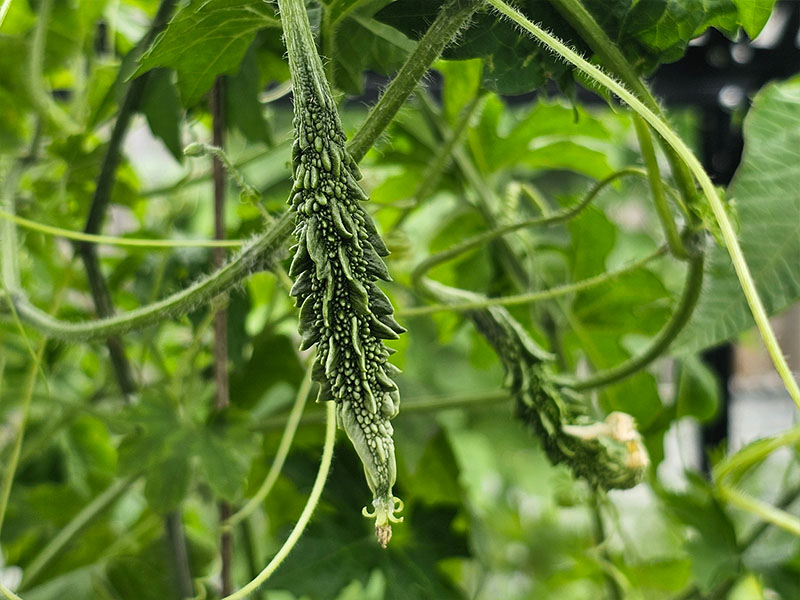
547, 0, 695, 215
224, 363, 313, 531
220, 401, 336, 600
19, 475, 139, 590
402, 245, 666, 317
5, 212, 294, 341
632, 114, 689, 259
559, 251, 704, 390
0, 343, 45, 541
252, 389, 509, 431
0, 207, 243, 248
485, 0, 800, 410
409, 167, 650, 291
346, 0, 480, 163
718, 485, 800, 538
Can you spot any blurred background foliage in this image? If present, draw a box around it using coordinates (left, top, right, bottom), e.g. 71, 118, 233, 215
1, 0, 799, 599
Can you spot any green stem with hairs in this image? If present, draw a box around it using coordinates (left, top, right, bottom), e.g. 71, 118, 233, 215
547, 0, 695, 216
714, 426, 800, 486
485, 0, 800, 411
346, 0, 480, 163
718, 485, 800, 538
142, 142, 289, 198
632, 114, 689, 259
220, 401, 336, 600
184, 142, 262, 207
402, 245, 666, 318
0, 344, 45, 541
6, 212, 293, 340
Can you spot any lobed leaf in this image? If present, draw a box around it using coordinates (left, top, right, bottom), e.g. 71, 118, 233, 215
134, 0, 279, 106
674, 79, 800, 354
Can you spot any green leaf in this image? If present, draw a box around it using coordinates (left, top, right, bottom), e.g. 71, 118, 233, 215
139, 68, 183, 160
729, 573, 766, 600
135, 0, 279, 106
522, 140, 614, 179
378, 0, 771, 94
330, 12, 412, 95
732, 0, 777, 38
437, 59, 483, 125
193, 427, 252, 501
567, 205, 616, 280
225, 44, 272, 145
661, 474, 742, 594
674, 79, 800, 354
467, 97, 612, 175
620, 558, 692, 593
144, 443, 192, 513
266, 444, 469, 600
60, 416, 117, 496
675, 356, 720, 422
106, 538, 191, 600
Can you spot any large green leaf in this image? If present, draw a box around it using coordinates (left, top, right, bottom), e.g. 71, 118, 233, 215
731, 0, 778, 38
139, 68, 183, 159
265, 444, 469, 600
134, 0, 279, 106
378, 0, 769, 94
661, 475, 742, 594
377, 0, 581, 95
330, 12, 413, 95
674, 78, 800, 354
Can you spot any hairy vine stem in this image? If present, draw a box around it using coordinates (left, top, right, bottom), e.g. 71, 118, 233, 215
346, 0, 481, 163
632, 114, 689, 259
485, 0, 800, 410
220, 401, 336, 600
547, 0, 695, 216
6, 212, 294, 340
403, 245, 666, 317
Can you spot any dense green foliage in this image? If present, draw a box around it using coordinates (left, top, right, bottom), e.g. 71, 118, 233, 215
1, 0, 799, 599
